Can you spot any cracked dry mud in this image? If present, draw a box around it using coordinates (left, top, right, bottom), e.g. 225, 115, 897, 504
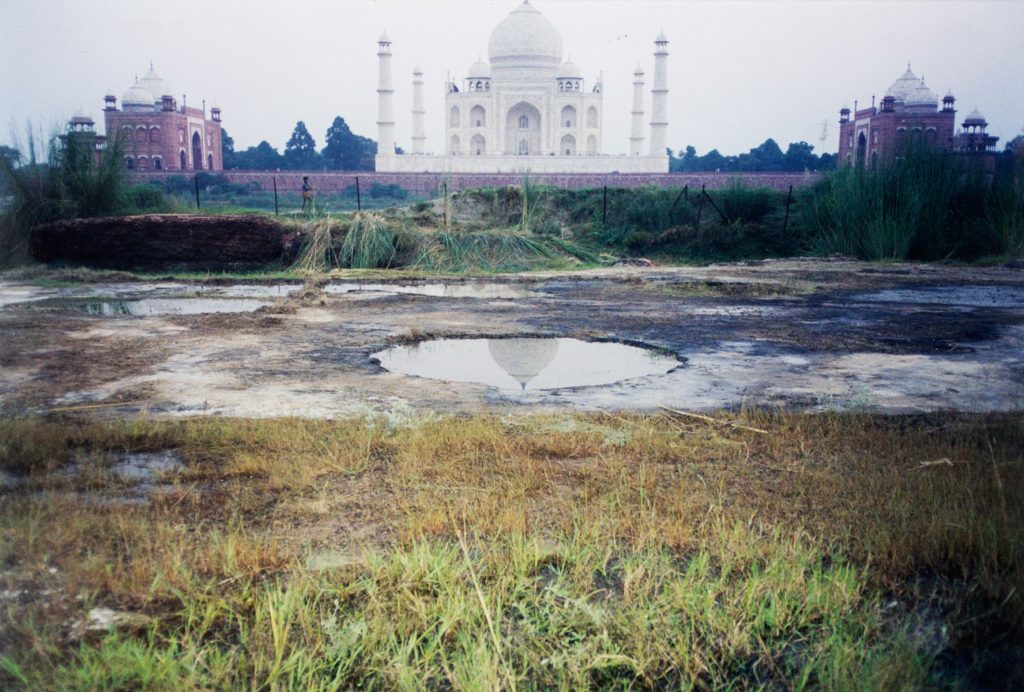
1, 258, 1022, 418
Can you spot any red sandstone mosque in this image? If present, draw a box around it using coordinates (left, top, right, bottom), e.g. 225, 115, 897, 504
838, 65, 999, 166
67, 65, 224, 172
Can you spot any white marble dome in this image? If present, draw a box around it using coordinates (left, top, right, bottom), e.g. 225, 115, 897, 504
488, 0, 563, 66
558, 59, 582, 79
122, 80, 156, 107
468, 58, 491, 79
906, 80, 937, 107
138, 66, 171, 100
885, 67, 920, 102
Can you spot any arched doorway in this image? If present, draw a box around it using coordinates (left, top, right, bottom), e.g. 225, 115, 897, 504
586, 135, 597, 154
856, 132, 867, 165
560, 134, 576, 156
208, 153, 214, 170
470, 134, 486, 155
586, 106, 598, 128
450, 135, 461, 155
191, 132, 203, 171
470, 105, 486, 128
505, 102, 541, 155
179, 150, 187, 170
561, 105, 576, 128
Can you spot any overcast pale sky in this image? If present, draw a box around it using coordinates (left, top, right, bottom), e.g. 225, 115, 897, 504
2, 0, 1022, 158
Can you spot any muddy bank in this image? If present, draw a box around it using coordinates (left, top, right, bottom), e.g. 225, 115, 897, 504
30, 214, 303, 270
0, 259, 1022, 417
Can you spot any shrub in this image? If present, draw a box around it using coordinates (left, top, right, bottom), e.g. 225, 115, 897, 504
713, 181, 784, 224
623, 230, 653, 250
126, 184, 168, 212
1, 129, 130, 266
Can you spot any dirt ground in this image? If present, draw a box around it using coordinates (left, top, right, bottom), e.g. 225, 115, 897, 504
1, 259, 1022, 418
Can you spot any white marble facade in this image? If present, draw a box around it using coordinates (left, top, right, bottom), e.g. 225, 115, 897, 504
375, 0, 669, 174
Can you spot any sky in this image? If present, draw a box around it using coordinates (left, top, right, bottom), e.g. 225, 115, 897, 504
2, 0, 1022, 158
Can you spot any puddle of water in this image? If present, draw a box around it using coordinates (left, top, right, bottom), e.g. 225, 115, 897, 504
3, 451, 185, 505
194, 284, 301, 298
374, 337, 680, 391
325, 282, 536, 299
110, 451, 184, 484
852, 285, 1024, 309
81, 298, 270, 316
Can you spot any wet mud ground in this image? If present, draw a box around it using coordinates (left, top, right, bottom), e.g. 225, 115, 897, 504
1, 258, 1022, 418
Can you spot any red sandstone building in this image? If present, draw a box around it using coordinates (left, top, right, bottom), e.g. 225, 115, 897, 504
94, 65, 223, 172
838, 65, 998, 166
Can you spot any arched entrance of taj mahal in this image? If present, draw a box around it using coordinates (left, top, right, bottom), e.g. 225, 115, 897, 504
505, 102, 541, 155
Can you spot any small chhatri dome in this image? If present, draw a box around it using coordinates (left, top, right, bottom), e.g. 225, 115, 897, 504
885, 65, 919, 102
634, 64, 645, 75
70, 108, 94, 125
558, 58, 582, 79
468, 57, 490, 79
964, 108, 987, 125
138, 65, 171, 100
378, 30, 390, 43
122, 79, 156, 107
488, 0, 563, 67
656, 29, 669, 43
906, 79, 937, 107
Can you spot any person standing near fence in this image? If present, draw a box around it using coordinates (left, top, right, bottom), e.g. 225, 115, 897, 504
301, 176, 314, 213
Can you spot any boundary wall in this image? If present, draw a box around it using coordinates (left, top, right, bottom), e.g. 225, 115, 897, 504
129, 171, 823, 194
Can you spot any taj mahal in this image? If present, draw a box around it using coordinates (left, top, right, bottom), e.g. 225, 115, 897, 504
375, 0, 670, 174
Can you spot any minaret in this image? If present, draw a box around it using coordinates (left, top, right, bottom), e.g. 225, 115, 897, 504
411, 66, 426, 155
630, 65, 645, 156
376, 32, 396, 158
649, 30, 669, 156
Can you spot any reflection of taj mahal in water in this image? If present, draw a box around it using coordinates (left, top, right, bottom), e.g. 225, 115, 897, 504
488, 338, 560, 390
375, 0, 670, 174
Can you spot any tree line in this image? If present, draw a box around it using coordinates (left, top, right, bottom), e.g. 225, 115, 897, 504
669, 139, 836, 173
223, 117, 379, 171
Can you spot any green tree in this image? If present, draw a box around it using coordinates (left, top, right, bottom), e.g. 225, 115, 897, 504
284, 121, 319, 170
321, 116, 378, 171
232, 141, 283, 170
220, 128, 237, 169
783, 141, 817, 171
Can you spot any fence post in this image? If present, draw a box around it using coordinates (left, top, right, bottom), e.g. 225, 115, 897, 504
355, 176, 361, 211
782, 184, 794, 236
272, 176, 279, 216
695, 184, 705, 227
194, 175, 200, 210
703, 186, 729, 224
602, 184, 608, 226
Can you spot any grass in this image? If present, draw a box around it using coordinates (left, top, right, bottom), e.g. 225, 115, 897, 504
804, 148, 1023, 261
1, 410, 1021, 688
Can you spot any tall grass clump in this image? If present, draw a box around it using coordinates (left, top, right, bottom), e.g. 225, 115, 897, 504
0, 128, 170, 267
519, 174, 540, 233
415, 229, 557, 273
292, 212, 340, 272
804, 148, 1015, 261
338, 212, 410, 269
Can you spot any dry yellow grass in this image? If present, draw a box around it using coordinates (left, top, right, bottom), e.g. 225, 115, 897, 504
1, 410, 1021, 687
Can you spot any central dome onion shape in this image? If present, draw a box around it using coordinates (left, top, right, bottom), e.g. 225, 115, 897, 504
487, 1, 563, 79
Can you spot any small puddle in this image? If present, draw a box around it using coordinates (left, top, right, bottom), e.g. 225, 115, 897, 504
80, 298, 270, 315
325, 282, 536, 299
374, 337, 680, 391
852, 285, 1024, 309
195, 284, 301, 298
